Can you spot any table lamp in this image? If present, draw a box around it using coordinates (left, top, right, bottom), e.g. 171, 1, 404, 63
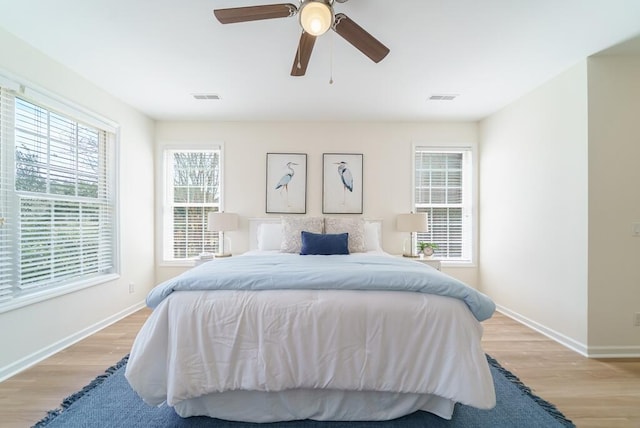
396, 213, 429, 257
207, 212, 238, 257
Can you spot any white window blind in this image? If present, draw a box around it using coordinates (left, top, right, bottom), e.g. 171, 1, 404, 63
414, 147, 473, 262
0, 88, 15, 303
0, 86, 117, 306
163, 149, 221, 261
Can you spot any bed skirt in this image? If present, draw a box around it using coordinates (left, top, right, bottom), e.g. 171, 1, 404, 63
173, 388, 456, 422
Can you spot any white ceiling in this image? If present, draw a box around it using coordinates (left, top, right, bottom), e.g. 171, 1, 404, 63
1, 0, 639, 122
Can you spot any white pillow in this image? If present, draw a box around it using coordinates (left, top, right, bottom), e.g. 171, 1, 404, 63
324, 217, 366, 253
257, 223, 283, 251
364, 221, 382, 251
280, 217, 324, 253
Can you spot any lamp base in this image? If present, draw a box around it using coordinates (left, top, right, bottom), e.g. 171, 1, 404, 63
402, 236, 418, 258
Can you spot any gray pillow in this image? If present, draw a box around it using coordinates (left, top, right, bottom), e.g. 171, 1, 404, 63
280, 217, 324, 253
324, 217, 366, 253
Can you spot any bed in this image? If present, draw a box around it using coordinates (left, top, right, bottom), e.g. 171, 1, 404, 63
125, 217, 496, 422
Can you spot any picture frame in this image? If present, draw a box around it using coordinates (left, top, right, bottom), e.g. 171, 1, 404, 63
266, 153, 307, 214
322, 153, 363, 214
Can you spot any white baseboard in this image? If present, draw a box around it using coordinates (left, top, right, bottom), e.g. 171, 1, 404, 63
585, 346, 640, 358
496, 304, 589, 357
496, 305, 640, 358
0, 301, 146, 382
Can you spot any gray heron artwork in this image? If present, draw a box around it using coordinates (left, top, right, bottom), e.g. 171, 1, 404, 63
335, 161, 353, 204
322, 153, 362, 214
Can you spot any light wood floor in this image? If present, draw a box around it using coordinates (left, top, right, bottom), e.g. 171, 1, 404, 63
0, 309, 639, 428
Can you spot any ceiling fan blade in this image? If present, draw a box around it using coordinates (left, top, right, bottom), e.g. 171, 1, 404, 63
291, 31, 316, 77
333, 13, 389, 63
214, 4, 297, 24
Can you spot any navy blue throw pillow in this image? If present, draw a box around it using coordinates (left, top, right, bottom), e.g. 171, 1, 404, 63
300, 231, 349, 255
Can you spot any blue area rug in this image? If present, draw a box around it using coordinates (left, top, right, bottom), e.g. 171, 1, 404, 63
34, 355, 574, 427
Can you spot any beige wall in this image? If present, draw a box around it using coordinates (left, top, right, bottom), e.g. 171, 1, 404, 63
154, 121, 479, 287
481, 55, 640, 356
0, 28, 156, 376
587, 55, 640, 354
479, 62, 590, 352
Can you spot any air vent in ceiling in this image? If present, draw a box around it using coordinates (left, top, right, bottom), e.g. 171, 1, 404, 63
192, 93, 221, 100
428, 94, 458, 101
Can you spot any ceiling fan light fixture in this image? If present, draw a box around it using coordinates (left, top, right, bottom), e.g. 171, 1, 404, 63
299, 1, 333, 36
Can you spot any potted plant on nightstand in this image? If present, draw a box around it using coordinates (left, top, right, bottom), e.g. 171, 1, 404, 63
417, 242, 438, 259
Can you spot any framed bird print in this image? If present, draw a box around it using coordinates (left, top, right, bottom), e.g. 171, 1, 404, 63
266, 153, 307, 214
322, 153, 363, 214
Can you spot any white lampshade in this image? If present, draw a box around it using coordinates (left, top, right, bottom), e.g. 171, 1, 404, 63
396, 213, 429, 233
207, 212, 238, 232
299, 1, 334, 36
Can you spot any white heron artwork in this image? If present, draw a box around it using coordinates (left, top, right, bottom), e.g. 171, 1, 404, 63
266, 153, 307, 214
275, 161, 298, 206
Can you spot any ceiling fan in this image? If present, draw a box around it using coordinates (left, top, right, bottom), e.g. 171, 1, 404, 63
213, 0, 390, 77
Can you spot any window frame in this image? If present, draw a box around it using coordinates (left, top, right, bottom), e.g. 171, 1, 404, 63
411, 143, 477, 266
159, 144, 225, 266
0, 75, 120, 314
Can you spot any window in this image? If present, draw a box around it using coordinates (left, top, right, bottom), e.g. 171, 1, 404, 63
413, 146, 473, 263
0, 85, 118, 308
162, 149, 222, 262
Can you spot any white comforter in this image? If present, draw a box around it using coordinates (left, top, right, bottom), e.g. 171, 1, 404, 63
125, 287, 496, 416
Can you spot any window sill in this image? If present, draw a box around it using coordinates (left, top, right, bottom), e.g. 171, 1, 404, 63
0, 273, 120, 315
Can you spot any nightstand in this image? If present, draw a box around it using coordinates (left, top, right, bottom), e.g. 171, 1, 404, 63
396, 255, 442, 270
194, 253, 233, 266
194, 254, 215, 266
414, 258, 441, 271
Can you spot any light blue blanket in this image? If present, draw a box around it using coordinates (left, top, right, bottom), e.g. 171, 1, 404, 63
147, 254, 495, 321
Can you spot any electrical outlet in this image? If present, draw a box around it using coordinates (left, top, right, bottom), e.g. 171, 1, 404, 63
635, 312, 640, 327
128, 282, 135, 294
